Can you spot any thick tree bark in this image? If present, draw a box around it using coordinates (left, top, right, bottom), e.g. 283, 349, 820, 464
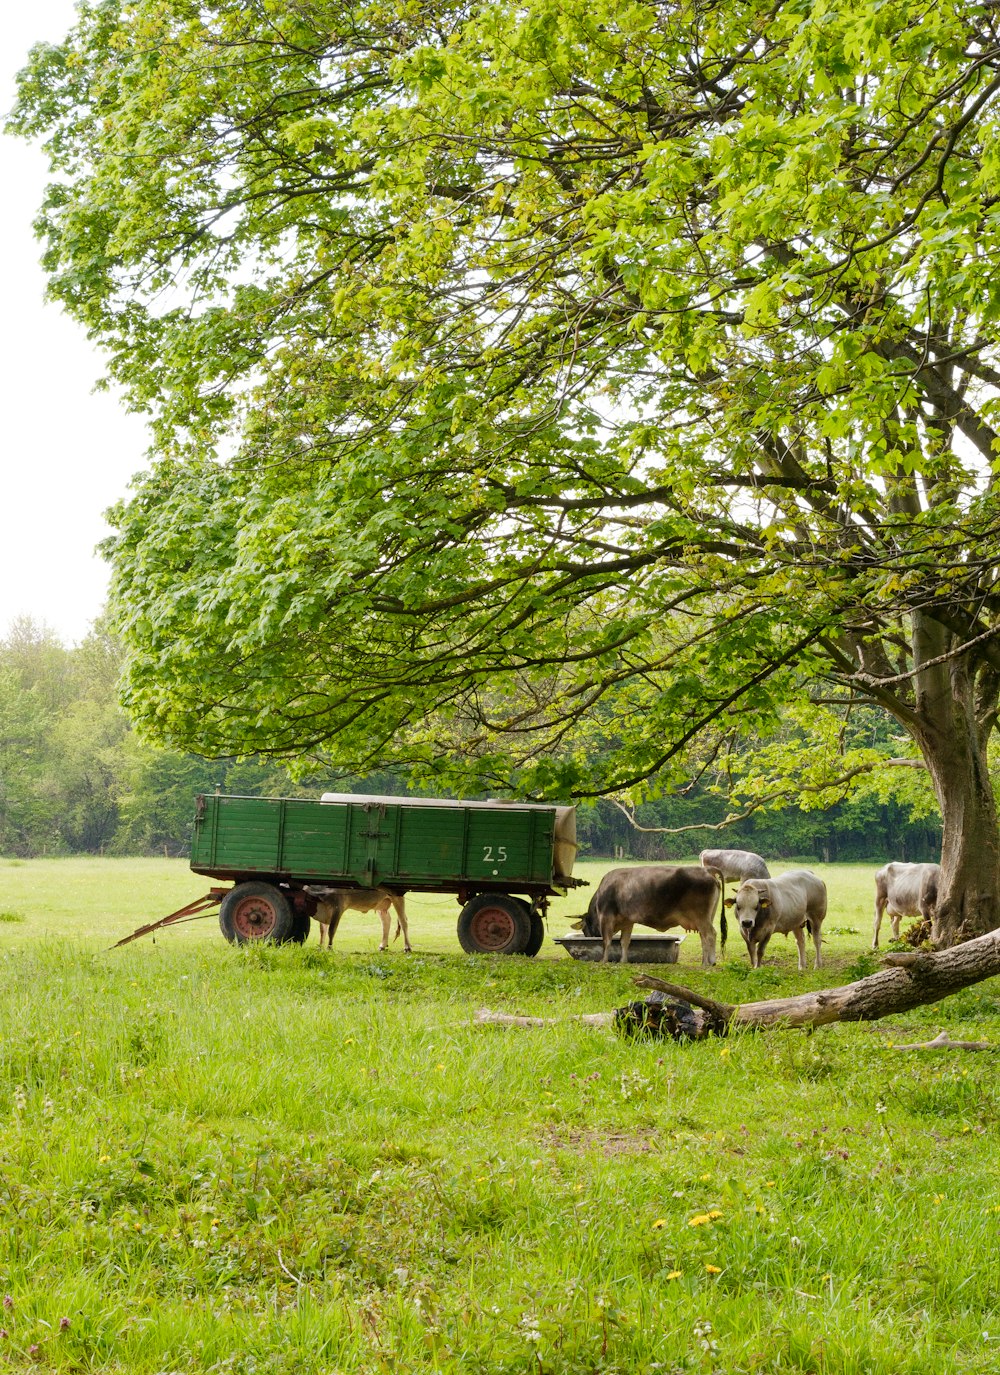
627, 928, 1000, 1038
913, 656, 1000, 946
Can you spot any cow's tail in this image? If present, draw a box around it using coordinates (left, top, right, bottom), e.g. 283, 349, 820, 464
711, 869, 727, 952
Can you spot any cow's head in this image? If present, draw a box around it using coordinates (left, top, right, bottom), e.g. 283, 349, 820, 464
730, 881, 769, 940
579, 900, 601, 939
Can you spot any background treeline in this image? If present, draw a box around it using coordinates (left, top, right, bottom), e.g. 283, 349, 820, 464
0, 619, 941, 862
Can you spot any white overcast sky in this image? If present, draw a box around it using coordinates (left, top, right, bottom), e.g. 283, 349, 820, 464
1, 1, 150, 646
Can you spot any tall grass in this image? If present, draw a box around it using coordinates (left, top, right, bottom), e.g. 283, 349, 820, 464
0, 859, 998, 1372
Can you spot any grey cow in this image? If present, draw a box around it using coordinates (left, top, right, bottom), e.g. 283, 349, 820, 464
728, 869, 827, 971
580, 865, 724, 966
872, 862, 940, 949
699, 848, 770, 881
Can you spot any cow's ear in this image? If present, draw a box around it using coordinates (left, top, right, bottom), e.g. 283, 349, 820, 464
570, 920, 583, 931
759, 899, 769, 909
723, 898, 735, 908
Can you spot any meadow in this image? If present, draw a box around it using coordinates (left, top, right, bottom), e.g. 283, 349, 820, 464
1, 856, 999, 1374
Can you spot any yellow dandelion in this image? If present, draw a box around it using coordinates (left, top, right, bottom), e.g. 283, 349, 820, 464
708, 1210, 722, 1219
688, 1214, 711, 1227
666, 1270, 683, 1280
652, 1219, 667, 1229
699, 1173, 712, 1182
436, 1063, 446, 1070
705, 1264, 722, 1274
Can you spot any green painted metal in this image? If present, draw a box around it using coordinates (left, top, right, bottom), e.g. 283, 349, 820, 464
190, 793, 575, 895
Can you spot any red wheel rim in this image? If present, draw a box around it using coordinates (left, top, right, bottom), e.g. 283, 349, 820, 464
470, 905, 516, 951
231, 895, 279, 940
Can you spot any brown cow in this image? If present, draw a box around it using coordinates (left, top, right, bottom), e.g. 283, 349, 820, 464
311, 887, 411, 952
580, 865, 724, 965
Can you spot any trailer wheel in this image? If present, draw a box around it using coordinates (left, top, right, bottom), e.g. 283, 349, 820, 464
219, 882, 296, 945
458, 894, 532, 955
524, 909, 546, 958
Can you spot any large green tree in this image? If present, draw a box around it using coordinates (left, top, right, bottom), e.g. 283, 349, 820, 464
12, 0, 1000, 942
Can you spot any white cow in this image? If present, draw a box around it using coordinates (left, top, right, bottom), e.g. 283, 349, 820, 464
310, 887, 411, 952
872, 862, 940, 949
728, 870, 827, 971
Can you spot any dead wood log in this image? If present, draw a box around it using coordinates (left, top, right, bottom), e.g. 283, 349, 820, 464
472, 930, 1000, 1044
629, 927, 1000, 1040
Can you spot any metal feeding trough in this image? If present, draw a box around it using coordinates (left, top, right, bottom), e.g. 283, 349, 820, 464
554, 934, 682, 964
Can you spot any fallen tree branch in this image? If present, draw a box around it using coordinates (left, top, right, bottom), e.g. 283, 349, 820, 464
474, 928, 1000, 1043
632, 976, 736, 1020
473, 1008, 614, 1028
893, 1030, 995, 1051
630, 929, 1000, 1035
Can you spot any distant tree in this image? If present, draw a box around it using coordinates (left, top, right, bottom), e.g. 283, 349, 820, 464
0, 669, 54, 855
12, 0, 1000, 942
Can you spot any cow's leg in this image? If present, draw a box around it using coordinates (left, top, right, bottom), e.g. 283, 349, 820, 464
393, 896, 411, 952
872, 894, 885, 949
813, 918, 824, 968
325, 905, 346, 948
316, 903, 331, 949
793, 925, 807, 973
618, 922, 634, 964
889, 908, 902, 941
377, 901, 391, 951
755, 935, 771, 968
699, 921, 717, 968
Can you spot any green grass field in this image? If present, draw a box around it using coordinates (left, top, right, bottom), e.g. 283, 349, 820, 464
1, 857, 999, 1373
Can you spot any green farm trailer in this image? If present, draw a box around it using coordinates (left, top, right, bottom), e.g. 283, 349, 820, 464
182, 791, 582, 956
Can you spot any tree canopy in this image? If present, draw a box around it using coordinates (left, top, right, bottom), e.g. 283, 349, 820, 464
11, 0, 1000, 939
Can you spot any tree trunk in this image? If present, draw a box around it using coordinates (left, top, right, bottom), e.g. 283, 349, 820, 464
626, 928, 1000, 1038
914, 659, 1000, 946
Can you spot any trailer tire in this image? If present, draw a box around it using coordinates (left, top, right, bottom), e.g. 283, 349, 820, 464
219, 882, 296, 945
524, 909, 546, 957
458, 894, 533, 955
